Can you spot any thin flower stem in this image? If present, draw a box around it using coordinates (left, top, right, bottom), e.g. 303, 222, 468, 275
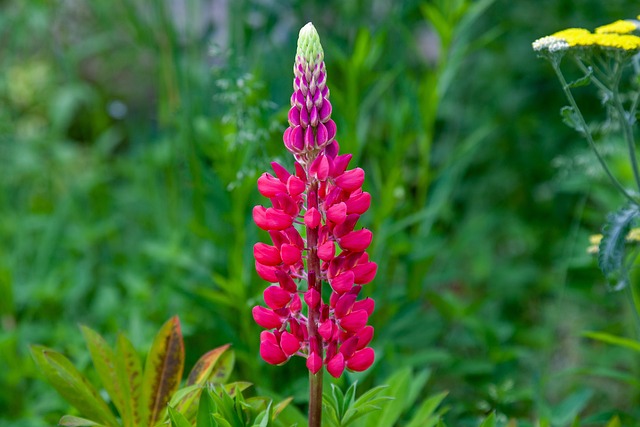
306, 179, 323, 427
574, 58, 610, 95
610, 64, 640, 194
552, 61, 640, 206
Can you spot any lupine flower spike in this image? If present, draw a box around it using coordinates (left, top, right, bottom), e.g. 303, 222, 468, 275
252, 22, 377, 426
253, 21, 376, 375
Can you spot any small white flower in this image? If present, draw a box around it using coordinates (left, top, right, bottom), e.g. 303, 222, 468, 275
532, 36, 569, 52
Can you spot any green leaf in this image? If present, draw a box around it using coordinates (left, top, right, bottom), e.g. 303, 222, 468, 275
551, 389, 593, 425
405, 391, 448, 427
583, 331, 640, 353
187, 344, 231, 386
140, 316, 185, 427
224, 382, 252, 396
405, 370, 431, 412
322, 392, 341, 427
211, 415, 233, 427
197, 387, 217, 427
343, 385, 391, 427
331, 383, 346, 419
252, 402, 272, 427
606, 415, 622, 427
598, 204, 640, 289
478, 412, 496, 427
30, 345, 119, 427
58, 415, 104, 426
342, 383, 357, 417
566, 67, 592, 88
358, 368, 412, 427
560, 106, 586, 134
167, 406, 192, 427
115, 333, 143, 427
272, 397, 293, 421
80, 325, 128, 426
208, 349, 235, 384
210, 385, 243, 425
169, 384, 203, 421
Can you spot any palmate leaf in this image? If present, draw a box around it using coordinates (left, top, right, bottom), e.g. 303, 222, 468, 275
598, 204, 640, 289
30, 345, 119, 427
140, 316, 185, 427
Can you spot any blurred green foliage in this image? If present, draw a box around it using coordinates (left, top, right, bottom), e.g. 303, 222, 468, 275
2, 0, 640, 425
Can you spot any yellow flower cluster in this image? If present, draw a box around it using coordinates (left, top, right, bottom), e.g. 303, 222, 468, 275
587, 228, 640, 255
533, 18, 640, 53
552, 28, 640, 51
595, 20, 637, 35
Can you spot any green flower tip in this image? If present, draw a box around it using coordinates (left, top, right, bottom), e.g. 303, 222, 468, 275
297, 22, 324, 66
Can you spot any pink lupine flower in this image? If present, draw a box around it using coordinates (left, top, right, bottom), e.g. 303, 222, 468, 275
252, 22, 377, 381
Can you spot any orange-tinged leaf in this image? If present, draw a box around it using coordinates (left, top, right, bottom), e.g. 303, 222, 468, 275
273, 397, 293, 419
115, 333, 142, 427
186, 344, 231, 386
208, 349, 235, 384
140, 316, 185, 427
81, 326, 128, 425
30, 345, 119, 427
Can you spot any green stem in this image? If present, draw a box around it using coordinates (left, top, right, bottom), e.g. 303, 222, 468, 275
308, 370, 323, 427
306, 179, 323, 427
610, 65, 640, 193
552, 62, 639, 206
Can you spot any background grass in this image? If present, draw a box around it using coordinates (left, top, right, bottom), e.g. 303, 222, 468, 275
2, 0, 640, 425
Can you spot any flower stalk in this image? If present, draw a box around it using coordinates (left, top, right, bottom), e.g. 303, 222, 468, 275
251, 22, 378, 427
534, 18, 640, 206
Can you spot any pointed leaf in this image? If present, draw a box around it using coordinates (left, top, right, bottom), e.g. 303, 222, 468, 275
167, 406, 192, 427
607, 416, 622, 427
115, 333, 142, 427
342, 385, 392, 427
210, 385, 243, 425
197, 388, 217, 427
479, 412, 496, 427
342, 382, 357, 417
358, 368, 410, 427
405, 391, 448, 427
560, 106, 586, 134
252, 401, 272, 427
566, 67, 592, 88
58, 415, 103, 426
81, 326, 128, 425
599, 204, 640, 289
583, 330, 640, 353
187, 344, 231, 386
30, 345, 119, 427
322, 393, 341, 427
170, 384, 203, 421
330, 383, 345, 419
140, 316, 185, 427
224, 381, 252, 396
550, 389, 593, 425
207, 349, 235, 384
272, 397, 293, 420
